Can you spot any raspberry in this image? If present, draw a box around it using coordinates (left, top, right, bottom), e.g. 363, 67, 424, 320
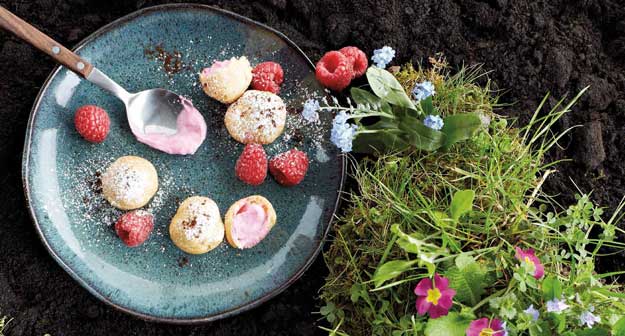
315, 51, 353, 92
339, 46, 368, 78
269, 149, 309, 187
251, 62, 284, 94
74, 105, 110, 143
115, 210, 154, 247
235, 144, 268, 185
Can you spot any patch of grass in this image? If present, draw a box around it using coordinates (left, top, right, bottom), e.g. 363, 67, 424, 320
321, 117, 551, 334
320, 61, 539, 333
394, 55, 501, 118
319, 61, 624, 335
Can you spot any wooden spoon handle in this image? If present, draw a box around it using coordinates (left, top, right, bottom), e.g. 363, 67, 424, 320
0, 6, 93, 77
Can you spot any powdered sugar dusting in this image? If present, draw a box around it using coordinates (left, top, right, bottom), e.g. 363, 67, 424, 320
63, 156, 121, 228
227, 90, 286, 143
102, 163, 151, 205
181, 199, 221, 241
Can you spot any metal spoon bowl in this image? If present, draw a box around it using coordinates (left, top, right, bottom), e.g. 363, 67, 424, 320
87, 68, 181, 136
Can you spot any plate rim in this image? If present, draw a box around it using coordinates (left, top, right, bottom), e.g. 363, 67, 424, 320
21, 3, 345, 324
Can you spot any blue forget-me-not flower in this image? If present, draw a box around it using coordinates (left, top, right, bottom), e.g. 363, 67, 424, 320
371, 46, 395, 68
423, 115, 444, 131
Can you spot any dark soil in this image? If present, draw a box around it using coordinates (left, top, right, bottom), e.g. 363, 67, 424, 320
1, 0, 624, 335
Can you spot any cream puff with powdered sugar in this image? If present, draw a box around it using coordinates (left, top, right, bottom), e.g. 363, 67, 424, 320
101, 156, 158, 210
199, 56, 252, 104
169, 196, 224, 254
224, 90, 287, 144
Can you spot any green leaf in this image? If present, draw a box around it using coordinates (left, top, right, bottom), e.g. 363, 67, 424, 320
529, 321, 552, 336
391, 224, 441, 254
445, 255, 487, 305
441, 232, 461, 253
454, 253, 475, 269
351, 87, 392, 114
450, 190, 475, 221
351, 87, 380, 105
398, 116, 446, 151
366, 117, 400, 130
433, 211, 455, 234
575, 328, 610, 336
548, 312, 566, 333
350, 283, 362, 303
319, 302, 335, 316
420, 96, 436, 116
489, 292, 518, 320
613, 316, 625, 336
594, 288, 625, 300
393, 102, 421, 119
373, 260, 418, 288
440, 113, 482, 148
424, 312, 472, 336
391, 225, 445, 276
542, 276, 562, 301
352, 129, 411, 154
378, 130, 412, 152
366, 67, 417, 112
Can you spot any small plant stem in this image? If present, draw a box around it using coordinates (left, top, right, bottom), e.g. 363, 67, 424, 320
471, 273, 519, 314
349, 112, 395, 119
526, 169, 555, 208
433, 246, 498, 263
471, 287, 507, 312
379, 234, 398, 266
319, 106, 396, 119
356, 129, 381, 135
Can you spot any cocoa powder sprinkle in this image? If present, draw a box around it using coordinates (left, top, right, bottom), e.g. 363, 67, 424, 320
144, 43, 189, 77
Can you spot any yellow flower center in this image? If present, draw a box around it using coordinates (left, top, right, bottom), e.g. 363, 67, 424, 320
479, 328, 495, 336
426, 288, 442, 305
524, 256, 537, 274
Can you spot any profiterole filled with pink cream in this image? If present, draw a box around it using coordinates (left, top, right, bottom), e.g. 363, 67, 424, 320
230, 203, 270, 248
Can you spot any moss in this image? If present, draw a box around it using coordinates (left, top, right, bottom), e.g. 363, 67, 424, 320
394, 57, 499, 118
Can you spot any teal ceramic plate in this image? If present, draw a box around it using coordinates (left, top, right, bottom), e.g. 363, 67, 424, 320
22, 4, 343, 323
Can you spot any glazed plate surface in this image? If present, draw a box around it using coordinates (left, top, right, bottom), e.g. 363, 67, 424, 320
22, 4, 343, 322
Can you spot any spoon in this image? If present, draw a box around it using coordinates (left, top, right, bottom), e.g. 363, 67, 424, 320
0, 6, 206, 154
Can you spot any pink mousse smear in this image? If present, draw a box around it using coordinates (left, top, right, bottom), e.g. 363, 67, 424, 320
201, 59, 231, 76
231, 203, 270, 248
133, 97, 207, 155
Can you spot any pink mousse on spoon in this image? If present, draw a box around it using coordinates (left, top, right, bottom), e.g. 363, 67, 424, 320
127, 95, 207, 155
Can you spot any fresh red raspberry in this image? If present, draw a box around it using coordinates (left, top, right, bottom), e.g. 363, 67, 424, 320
269, 149, 309, 187
235, 144, 268, 186
339, 46, 368, 78
315, 51, 353, 92
251, 62, 284, 94
74, 105, 110, 143
115, 210, 154, 247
